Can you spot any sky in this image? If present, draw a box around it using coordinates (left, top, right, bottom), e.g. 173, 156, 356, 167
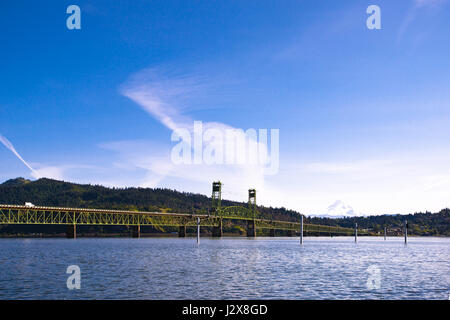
1, 0, 450, 216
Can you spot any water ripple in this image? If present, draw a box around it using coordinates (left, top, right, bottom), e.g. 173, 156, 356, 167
0, 237, 448, 299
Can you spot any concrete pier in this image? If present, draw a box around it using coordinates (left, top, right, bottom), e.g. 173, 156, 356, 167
246, 220, 256, 237
66, 224, 76, 239
212, 218, 223, 237
178, 225, 186, 237
132, 225, 141, 238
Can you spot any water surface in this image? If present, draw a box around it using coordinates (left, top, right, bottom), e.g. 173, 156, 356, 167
0, 237, 448, 299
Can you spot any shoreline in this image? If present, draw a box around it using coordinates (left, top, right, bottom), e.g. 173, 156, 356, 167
0, 233, 446, 239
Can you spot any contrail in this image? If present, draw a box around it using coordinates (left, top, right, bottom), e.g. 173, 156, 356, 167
0, 134, 37, 174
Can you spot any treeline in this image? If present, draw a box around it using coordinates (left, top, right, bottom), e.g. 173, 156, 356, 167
0, 178, 448, 236
308, 210, 450, 236
0, 178, 300, 221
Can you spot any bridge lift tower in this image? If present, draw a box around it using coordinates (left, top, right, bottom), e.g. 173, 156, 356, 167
212, 181, 223, 237
211, 181, 222, 211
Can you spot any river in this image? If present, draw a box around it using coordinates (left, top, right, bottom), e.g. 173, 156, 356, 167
0, 237, 448, 299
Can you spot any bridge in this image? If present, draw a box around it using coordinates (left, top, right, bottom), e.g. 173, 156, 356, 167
0, 181, 373, 238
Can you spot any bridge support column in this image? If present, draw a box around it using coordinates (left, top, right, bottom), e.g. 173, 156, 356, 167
246, 220, 256, 237
212, 218, 223, 237
66, 224, 76, 239
132, 225, 140, 238
269, 229, 275, 237
179, 225, 186, 237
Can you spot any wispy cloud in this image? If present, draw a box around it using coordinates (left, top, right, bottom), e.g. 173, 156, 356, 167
0, 134, 37, 174
120, 68, 206, 131
398, 0, 449, 39
303, 160, 393, 174
0, 133, 76, 180
414, 0, 448, 7
114, 67, 277, 199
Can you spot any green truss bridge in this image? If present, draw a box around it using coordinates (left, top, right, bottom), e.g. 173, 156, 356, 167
0, 181, 374, 238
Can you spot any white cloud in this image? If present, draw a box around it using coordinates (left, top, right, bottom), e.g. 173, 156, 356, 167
30, 166, 66, 180
0, 133, 90, 181
120, 68, 203, 131
303, 160, 392, 174
265, 152, 450, 216
108, 67, 450, 216
0, 134, 37, 174
115, 68, 277, 201
326, 200, 356, 217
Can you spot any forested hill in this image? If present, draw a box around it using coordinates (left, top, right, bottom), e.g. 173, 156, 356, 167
0, 178, 300, 222
0, 178, 449, 236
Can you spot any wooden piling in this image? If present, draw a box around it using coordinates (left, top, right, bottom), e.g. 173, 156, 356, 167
404, 220, 408, 244
300, 215, 303, 245
197, 217, 200, 244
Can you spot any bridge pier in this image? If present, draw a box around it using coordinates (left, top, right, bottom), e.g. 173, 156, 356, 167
178, 225, 186, 237
132, 225, 141, 238
66, 224, 76, 239
212, 218, 223, 237
269, 229, 275, 237
246, 220, 256, 237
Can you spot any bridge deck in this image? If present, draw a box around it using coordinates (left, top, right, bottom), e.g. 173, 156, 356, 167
0, 204, 372, 235
0, 204, 208, 217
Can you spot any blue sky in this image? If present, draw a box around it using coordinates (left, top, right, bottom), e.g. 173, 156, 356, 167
1, 0, 450, 216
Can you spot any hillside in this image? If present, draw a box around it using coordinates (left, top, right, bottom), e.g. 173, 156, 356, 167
0, 178, 300, 221
0, 178, 448, 236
